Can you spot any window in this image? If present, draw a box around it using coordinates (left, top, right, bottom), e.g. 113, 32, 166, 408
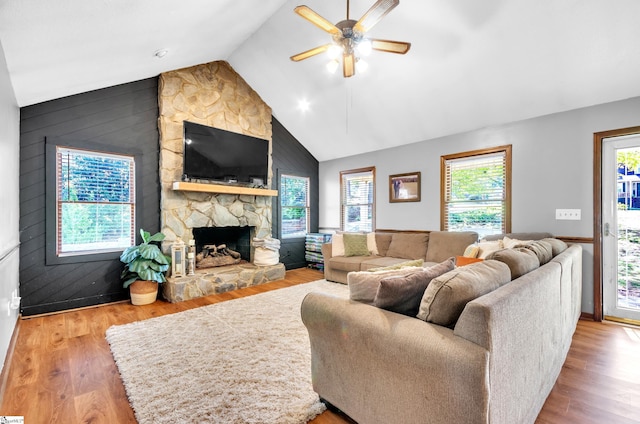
341, 167, 375, 232
441, 146, 511, 237
56, 146, 136, 256
280, 174, 310, 238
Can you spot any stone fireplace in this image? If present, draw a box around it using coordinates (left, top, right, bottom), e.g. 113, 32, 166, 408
157, 61, 285, 302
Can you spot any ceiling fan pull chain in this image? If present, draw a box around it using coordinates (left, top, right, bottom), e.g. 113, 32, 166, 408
347, 0, 350, 20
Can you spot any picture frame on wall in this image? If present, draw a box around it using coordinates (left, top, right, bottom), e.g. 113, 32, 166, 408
389, 172, 421, 203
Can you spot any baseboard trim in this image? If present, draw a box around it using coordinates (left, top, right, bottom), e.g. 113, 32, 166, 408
21, 299, 130, 320
0, 317, 21, 408
580, 312, 595, 321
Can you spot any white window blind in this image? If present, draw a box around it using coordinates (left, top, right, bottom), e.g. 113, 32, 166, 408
280, 174, 310, 238
341, 168, 375, 232
56, 147, 135, 256
443, 149, 509, 237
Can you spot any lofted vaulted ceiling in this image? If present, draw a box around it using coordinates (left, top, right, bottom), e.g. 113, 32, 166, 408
1, 0, 639, 161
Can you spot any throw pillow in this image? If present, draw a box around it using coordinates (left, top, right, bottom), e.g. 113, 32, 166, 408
485, 248, 539, 279
366, 232, 379, 255
331, 233, 345, 257
343, 233, 370, 257
373, 257, 456, 316
519, 240, 553, 265
416, 260, 511, 327
368, 259, 424, 272
476, 240, 503, 258
541, 238, 568, 256
463, 244, 479, 258
455, 256, 483, 266
348, 266, 425, 305
502, 236, 532, 249
385, 233, 429, 260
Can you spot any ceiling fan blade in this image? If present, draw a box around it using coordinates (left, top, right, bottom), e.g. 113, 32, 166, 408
343, 52, 355, 77
354, 0, 399, 33
371, 38, 411, 54
294, 5, 341, 35
290, 44, 332, 62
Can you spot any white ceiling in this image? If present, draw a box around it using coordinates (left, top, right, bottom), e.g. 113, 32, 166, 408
1, 0, 640, 161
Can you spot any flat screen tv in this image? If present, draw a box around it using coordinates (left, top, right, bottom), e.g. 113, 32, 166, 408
182, 121, 269, 186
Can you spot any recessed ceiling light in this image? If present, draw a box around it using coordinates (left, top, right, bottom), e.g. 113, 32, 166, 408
154, 49, 168, 59
297, 99, 310, 112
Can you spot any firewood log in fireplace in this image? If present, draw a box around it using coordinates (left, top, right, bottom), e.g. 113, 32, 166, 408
196, 244, 243, 269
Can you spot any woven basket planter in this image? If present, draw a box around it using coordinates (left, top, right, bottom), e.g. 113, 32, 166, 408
129, 280, 159, 305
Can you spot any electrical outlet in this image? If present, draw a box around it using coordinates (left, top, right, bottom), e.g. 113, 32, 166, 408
555, 209, 581, 220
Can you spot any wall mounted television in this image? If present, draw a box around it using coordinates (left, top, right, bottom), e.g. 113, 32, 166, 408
182, 121, 269, 186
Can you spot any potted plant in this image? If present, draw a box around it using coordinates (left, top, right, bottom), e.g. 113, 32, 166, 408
120, 229, 171, 305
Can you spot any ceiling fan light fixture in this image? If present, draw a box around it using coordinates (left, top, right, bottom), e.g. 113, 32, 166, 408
357, 39, 372, 56
327, 44, 343, 60
356, 59, 369, 73
326, 59, 340, 74
291, 0, 409, 78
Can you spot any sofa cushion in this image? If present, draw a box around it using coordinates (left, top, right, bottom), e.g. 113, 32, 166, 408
348, 266, 425, 305
343, 233, 370, 257
425, 231, 479, 262
366, 258, 424, 272
482, 232, 554, 241
385, 233, 429, 260
542, 237, 568, 256
485, 248, 539, 279
374, 233, 393, 256
417, 260, 511, 327
330, 255, 373, 273
520, 240, 553, 264
373, 258, 456, 316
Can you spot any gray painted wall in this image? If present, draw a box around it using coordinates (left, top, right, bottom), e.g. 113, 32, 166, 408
319, 95, 640, 315
0, 40, 20, 374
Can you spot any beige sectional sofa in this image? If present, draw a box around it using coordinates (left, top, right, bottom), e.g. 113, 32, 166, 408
322, 231, 479, 284
302, 233, 582, 424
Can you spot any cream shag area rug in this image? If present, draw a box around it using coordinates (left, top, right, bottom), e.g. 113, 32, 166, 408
106, 279, 348, 424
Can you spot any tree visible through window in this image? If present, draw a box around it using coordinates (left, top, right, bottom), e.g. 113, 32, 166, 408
441, 146, 511, 237
280, 174, 310, 238
341, 167, 375, 232
56, 147, 135, 256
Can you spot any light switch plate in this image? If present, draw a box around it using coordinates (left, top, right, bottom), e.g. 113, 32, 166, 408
555, 209, 581, 220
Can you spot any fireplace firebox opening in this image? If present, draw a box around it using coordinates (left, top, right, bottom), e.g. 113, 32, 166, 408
192, 226, 253, 266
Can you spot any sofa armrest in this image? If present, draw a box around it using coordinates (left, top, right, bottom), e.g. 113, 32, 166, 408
301, 293, 489, 424
454, 262, 565, 424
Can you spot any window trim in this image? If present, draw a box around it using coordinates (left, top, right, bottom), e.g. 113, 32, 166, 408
45, 137, 143, 265
279, 173, 310, 239
340, 166, 376, 232
440, 145, 512, 234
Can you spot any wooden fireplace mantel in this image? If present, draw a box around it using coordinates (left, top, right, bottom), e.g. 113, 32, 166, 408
172, 181, 278, 197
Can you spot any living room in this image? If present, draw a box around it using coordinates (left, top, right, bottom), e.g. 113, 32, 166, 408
1, 1, 640, 423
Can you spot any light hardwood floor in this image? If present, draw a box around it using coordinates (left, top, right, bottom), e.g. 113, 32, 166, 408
1, 268, 639, 423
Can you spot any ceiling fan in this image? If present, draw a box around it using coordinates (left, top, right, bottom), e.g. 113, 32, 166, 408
290, 0, 411, 78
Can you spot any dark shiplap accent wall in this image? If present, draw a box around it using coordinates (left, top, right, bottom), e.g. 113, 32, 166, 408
271, 116, 319, 269
19, 78, 160, 316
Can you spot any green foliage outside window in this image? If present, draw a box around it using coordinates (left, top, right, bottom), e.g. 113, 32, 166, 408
58, 147, 135, 254
281, 175, 309, 238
